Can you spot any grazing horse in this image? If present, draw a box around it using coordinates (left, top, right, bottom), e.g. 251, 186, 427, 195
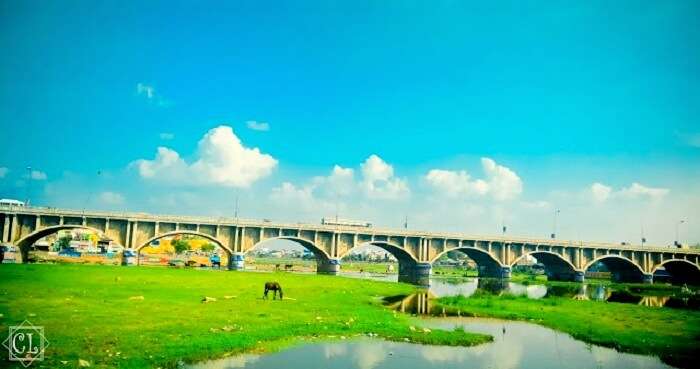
263, 282, 283, 300
284, 264, 293, 271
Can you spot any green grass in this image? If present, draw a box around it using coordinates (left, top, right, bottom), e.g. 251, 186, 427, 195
0, 264, 490, 368
437, 293, 700, 368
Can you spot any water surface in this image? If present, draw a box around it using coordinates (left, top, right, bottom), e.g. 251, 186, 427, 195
187, 317, 673, 369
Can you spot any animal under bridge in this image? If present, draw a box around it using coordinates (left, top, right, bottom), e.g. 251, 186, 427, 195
2, 206, 699, 285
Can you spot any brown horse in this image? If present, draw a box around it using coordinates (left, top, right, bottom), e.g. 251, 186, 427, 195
263, 282, 283, 300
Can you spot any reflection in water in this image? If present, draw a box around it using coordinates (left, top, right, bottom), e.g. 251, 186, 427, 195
340, 271, 696, 310
187, 318, 673, 369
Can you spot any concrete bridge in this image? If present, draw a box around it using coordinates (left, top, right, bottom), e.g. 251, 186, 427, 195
1, 205, 699, 285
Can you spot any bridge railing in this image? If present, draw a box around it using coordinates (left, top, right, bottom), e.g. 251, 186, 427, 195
1, 205, 698, 254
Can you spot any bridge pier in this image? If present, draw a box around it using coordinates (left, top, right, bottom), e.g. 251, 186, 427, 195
574, 271, 585, 283
317, 258, 341, 275
478, 265, 511, 279
398, 262, 432, 286
228, 253, 245, 270
642, 274, 653, 284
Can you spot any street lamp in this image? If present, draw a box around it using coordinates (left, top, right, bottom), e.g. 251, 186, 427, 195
675, 220, 686, 247
234, 194, 239, 223
25, 166, 32, 206
551, 209, 560, 239
83, 170, 102, 214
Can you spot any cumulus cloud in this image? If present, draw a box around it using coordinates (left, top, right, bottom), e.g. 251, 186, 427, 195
587, 182, 669, 203
312, 165, 356, 197
0, 167, 7, 178
98, 191, 125, 205
159, 132, 175, 140
270, 182, 314, 203
268, 155, 409, 219
590, 182, 612, 203
360, 155, 410, 200
246, 121, 270, 131
618, 182, 669, 201
425, 157, 522, 201
481, 158, 523, 200
132, 125, 277, 187
425, 169, 488, 198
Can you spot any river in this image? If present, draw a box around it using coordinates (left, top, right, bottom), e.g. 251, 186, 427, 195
187, 316, 673, 369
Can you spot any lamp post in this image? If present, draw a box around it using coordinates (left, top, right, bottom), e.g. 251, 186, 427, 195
234, 194, 239, 223
551, 209, 560, 239
675, 220, 685, 247
83, 170, 102, 214
25, 166, 32, 206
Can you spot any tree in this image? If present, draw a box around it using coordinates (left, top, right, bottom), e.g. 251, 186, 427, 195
200, 243, 216, 253
56, 236, 72, 250
172, 239, 191, 254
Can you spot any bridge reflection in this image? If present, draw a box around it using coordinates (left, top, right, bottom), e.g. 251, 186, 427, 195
384, 279, 698, 315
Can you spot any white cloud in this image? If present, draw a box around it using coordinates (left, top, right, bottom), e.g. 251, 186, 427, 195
136, 83, 171, 107
30, 170, 47, 180
481, 158, 522, 201
618, 182, 669, 201
134, 147, 188, 180
590, 182, 612, 203
313, 165, 356, 197
0, 167, 7, 178
159, 132, 175, 140
360, 155, 410, 200
270, 182, 314, 203
425, 158, 522, 201
132, 125, 277, 188
98, 191, 125, 205
136, 83, 155, 99
587, 182, 669, 203
246, 121, 270, 132
425, 169, 488, 198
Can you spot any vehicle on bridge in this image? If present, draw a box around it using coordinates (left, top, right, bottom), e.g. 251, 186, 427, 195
0, 199, 25, 208
321, 217, 372, 228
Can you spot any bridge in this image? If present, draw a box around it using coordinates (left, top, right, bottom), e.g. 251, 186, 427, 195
2, 205, 699, 285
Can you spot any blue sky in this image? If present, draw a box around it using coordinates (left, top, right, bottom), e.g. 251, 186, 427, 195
1, 1, 699, 245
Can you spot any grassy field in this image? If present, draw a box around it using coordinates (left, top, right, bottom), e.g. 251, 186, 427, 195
0, 264, 489, 368
437, 293, 700, 368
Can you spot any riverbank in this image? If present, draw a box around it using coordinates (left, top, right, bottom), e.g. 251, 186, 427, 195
0, 264, 489, 368
436, 293, 700, 368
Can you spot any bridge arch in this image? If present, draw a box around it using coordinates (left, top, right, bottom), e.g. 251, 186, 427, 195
339, 241, 419, 265
135, 231, 233, 255
245, 236, 336, 274
340, 241, 421, 282
652, 259, 700, 285
246, 236, 331, 261
15, 224, 117, 262
510, 251, 579, 281
584, 255, 646, 283
432, 247, 505, 278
